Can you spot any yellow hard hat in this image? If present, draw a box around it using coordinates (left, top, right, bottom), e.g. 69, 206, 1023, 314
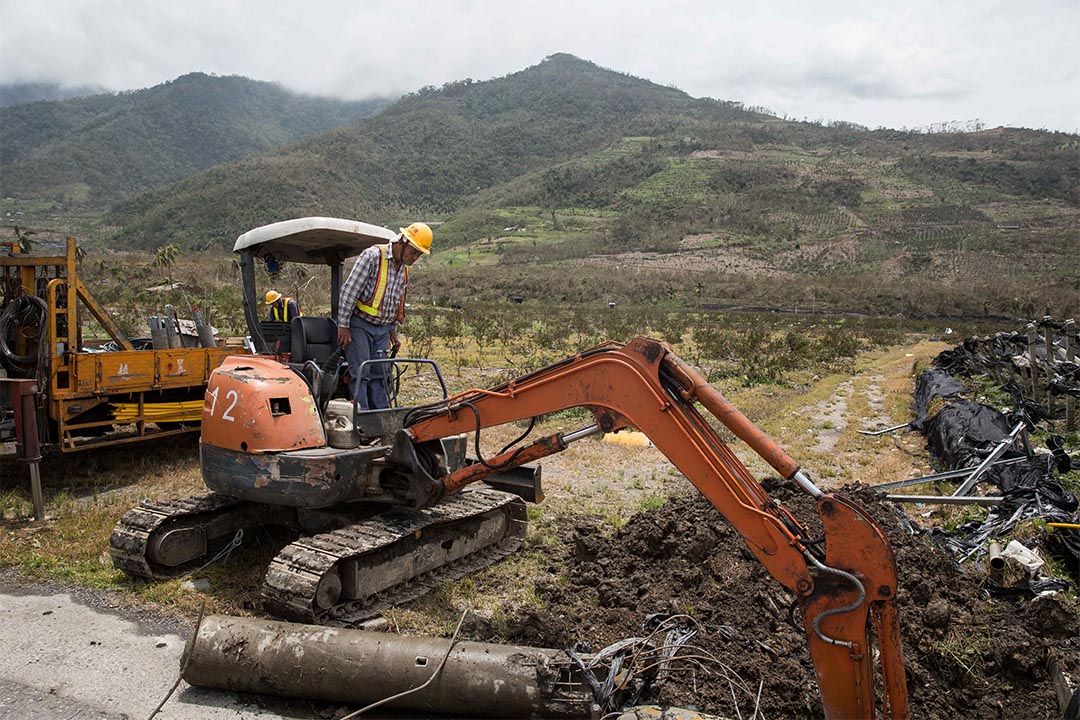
265, 290, 282, 304
399, 222, 432, 254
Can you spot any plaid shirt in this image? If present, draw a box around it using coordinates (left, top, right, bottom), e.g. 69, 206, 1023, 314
338, 241, 408, 328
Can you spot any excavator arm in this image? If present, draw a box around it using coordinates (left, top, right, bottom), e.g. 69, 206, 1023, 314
405, 338, 909, 720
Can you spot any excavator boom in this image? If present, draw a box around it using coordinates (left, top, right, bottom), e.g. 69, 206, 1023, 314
405, 338, 910, 720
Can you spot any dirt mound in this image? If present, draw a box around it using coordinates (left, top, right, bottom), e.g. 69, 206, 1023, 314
499, 482, 1079, 719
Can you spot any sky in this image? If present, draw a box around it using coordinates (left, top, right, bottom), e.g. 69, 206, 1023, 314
1, 0, 1077, 133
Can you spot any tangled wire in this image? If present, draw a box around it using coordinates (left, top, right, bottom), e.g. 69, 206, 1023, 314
576, 614, 767, 718
0, 294, 48, 372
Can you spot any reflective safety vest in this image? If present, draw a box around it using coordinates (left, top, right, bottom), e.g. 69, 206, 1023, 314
355, 245, 408, 321
270, 298, 300, 322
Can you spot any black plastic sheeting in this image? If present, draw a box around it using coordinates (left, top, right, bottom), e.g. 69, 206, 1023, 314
933, 323, 1080, 401
923, 399, 1020, 469
910, 368, 968, 432
904, 322, 1080, 596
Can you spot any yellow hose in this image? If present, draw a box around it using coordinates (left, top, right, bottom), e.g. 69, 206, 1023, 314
1046, 522, 1080, 530
111, 401, 203, 423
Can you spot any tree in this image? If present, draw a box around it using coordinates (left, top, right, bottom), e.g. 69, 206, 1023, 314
150, 242, 181, 285
13, 226, 35, 253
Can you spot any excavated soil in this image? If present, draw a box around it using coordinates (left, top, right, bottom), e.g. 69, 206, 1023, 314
490, 481, 1079, 719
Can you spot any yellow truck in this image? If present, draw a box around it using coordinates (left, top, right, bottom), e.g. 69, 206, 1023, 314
0, 237, 244, 454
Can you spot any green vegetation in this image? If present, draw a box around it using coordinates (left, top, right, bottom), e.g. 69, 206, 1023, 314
2, 54, 1076, 321
0, 73, 392, 208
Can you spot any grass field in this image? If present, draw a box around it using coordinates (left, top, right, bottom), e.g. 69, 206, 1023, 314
3, 317, 1074, 632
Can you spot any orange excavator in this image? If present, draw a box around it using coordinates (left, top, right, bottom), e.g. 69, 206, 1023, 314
402, 338, 910, 720
110, 220, 908, 719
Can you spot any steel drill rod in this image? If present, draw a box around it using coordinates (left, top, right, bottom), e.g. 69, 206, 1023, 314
28, 463, 44, 521
20, 389, 45, 521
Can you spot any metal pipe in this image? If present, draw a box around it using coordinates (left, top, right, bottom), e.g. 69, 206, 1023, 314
1044, 318, 1055, 418
1027, 322, 1038, 401
988, 542, 1004, 570
951, 421, 1026, 497
164, 305, 181, 348
885, 494, 1003, 507
19, 385, 45, 521
856, 422, 910, 437
148, 316, 168, 350
874, 457, 1026, 490
1065, 319, 1076, 431
181, 615, 593, 718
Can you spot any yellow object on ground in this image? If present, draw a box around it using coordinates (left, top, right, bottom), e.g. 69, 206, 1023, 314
603, 431, 654, 447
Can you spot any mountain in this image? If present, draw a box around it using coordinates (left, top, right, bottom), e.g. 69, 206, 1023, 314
0, 82, 108, 107
5, 54, 1075, 319
105, 54, 765, 248
0, 73, 393, 206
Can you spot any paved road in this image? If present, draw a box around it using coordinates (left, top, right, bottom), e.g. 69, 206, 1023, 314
0, 583, 327, 719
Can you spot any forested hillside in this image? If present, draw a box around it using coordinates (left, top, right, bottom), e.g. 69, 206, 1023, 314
3, 54, 1076, 318
0, 73, 392, 206
105, 54, 766, 248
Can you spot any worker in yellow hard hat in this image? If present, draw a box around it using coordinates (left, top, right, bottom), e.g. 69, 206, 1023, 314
265, 290, 301, 322
336, 222, 432, 409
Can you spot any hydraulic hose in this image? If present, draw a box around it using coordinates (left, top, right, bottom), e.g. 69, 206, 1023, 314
0, 295, 48, 367
804, 551, 866, 648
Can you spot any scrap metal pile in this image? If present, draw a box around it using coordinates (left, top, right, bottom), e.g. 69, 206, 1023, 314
900, 318, 1080, 593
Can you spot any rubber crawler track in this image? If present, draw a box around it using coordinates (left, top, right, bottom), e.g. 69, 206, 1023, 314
262, 488, 527, 624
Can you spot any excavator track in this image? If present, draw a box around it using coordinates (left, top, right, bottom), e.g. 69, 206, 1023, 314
263, 488, 527, 625
108, 493, 250, 579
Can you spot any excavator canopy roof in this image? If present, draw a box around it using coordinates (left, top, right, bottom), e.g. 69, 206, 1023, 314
233, 217, 397, 265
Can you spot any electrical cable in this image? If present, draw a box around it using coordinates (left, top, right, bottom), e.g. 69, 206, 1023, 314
338, 607, 469, 719
0, 294, 47, 366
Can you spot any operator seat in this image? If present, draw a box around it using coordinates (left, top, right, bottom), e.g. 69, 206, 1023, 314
290, 317, 347, 409
290, 317, 338, 365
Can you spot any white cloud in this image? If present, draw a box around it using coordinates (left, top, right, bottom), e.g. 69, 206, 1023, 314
1, 0, 1076, 131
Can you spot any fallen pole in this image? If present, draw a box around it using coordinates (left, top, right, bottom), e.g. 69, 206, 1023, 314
856, 422, 910, 437
181, 615, 595, 718
885, 494, 1003, 507
951, 421, 1026, 497
874, 457, 1026, 491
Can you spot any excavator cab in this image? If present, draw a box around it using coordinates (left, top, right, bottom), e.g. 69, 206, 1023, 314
234, 216, 392, 360
209, 217, 512, 507
232, 217, 442, 417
